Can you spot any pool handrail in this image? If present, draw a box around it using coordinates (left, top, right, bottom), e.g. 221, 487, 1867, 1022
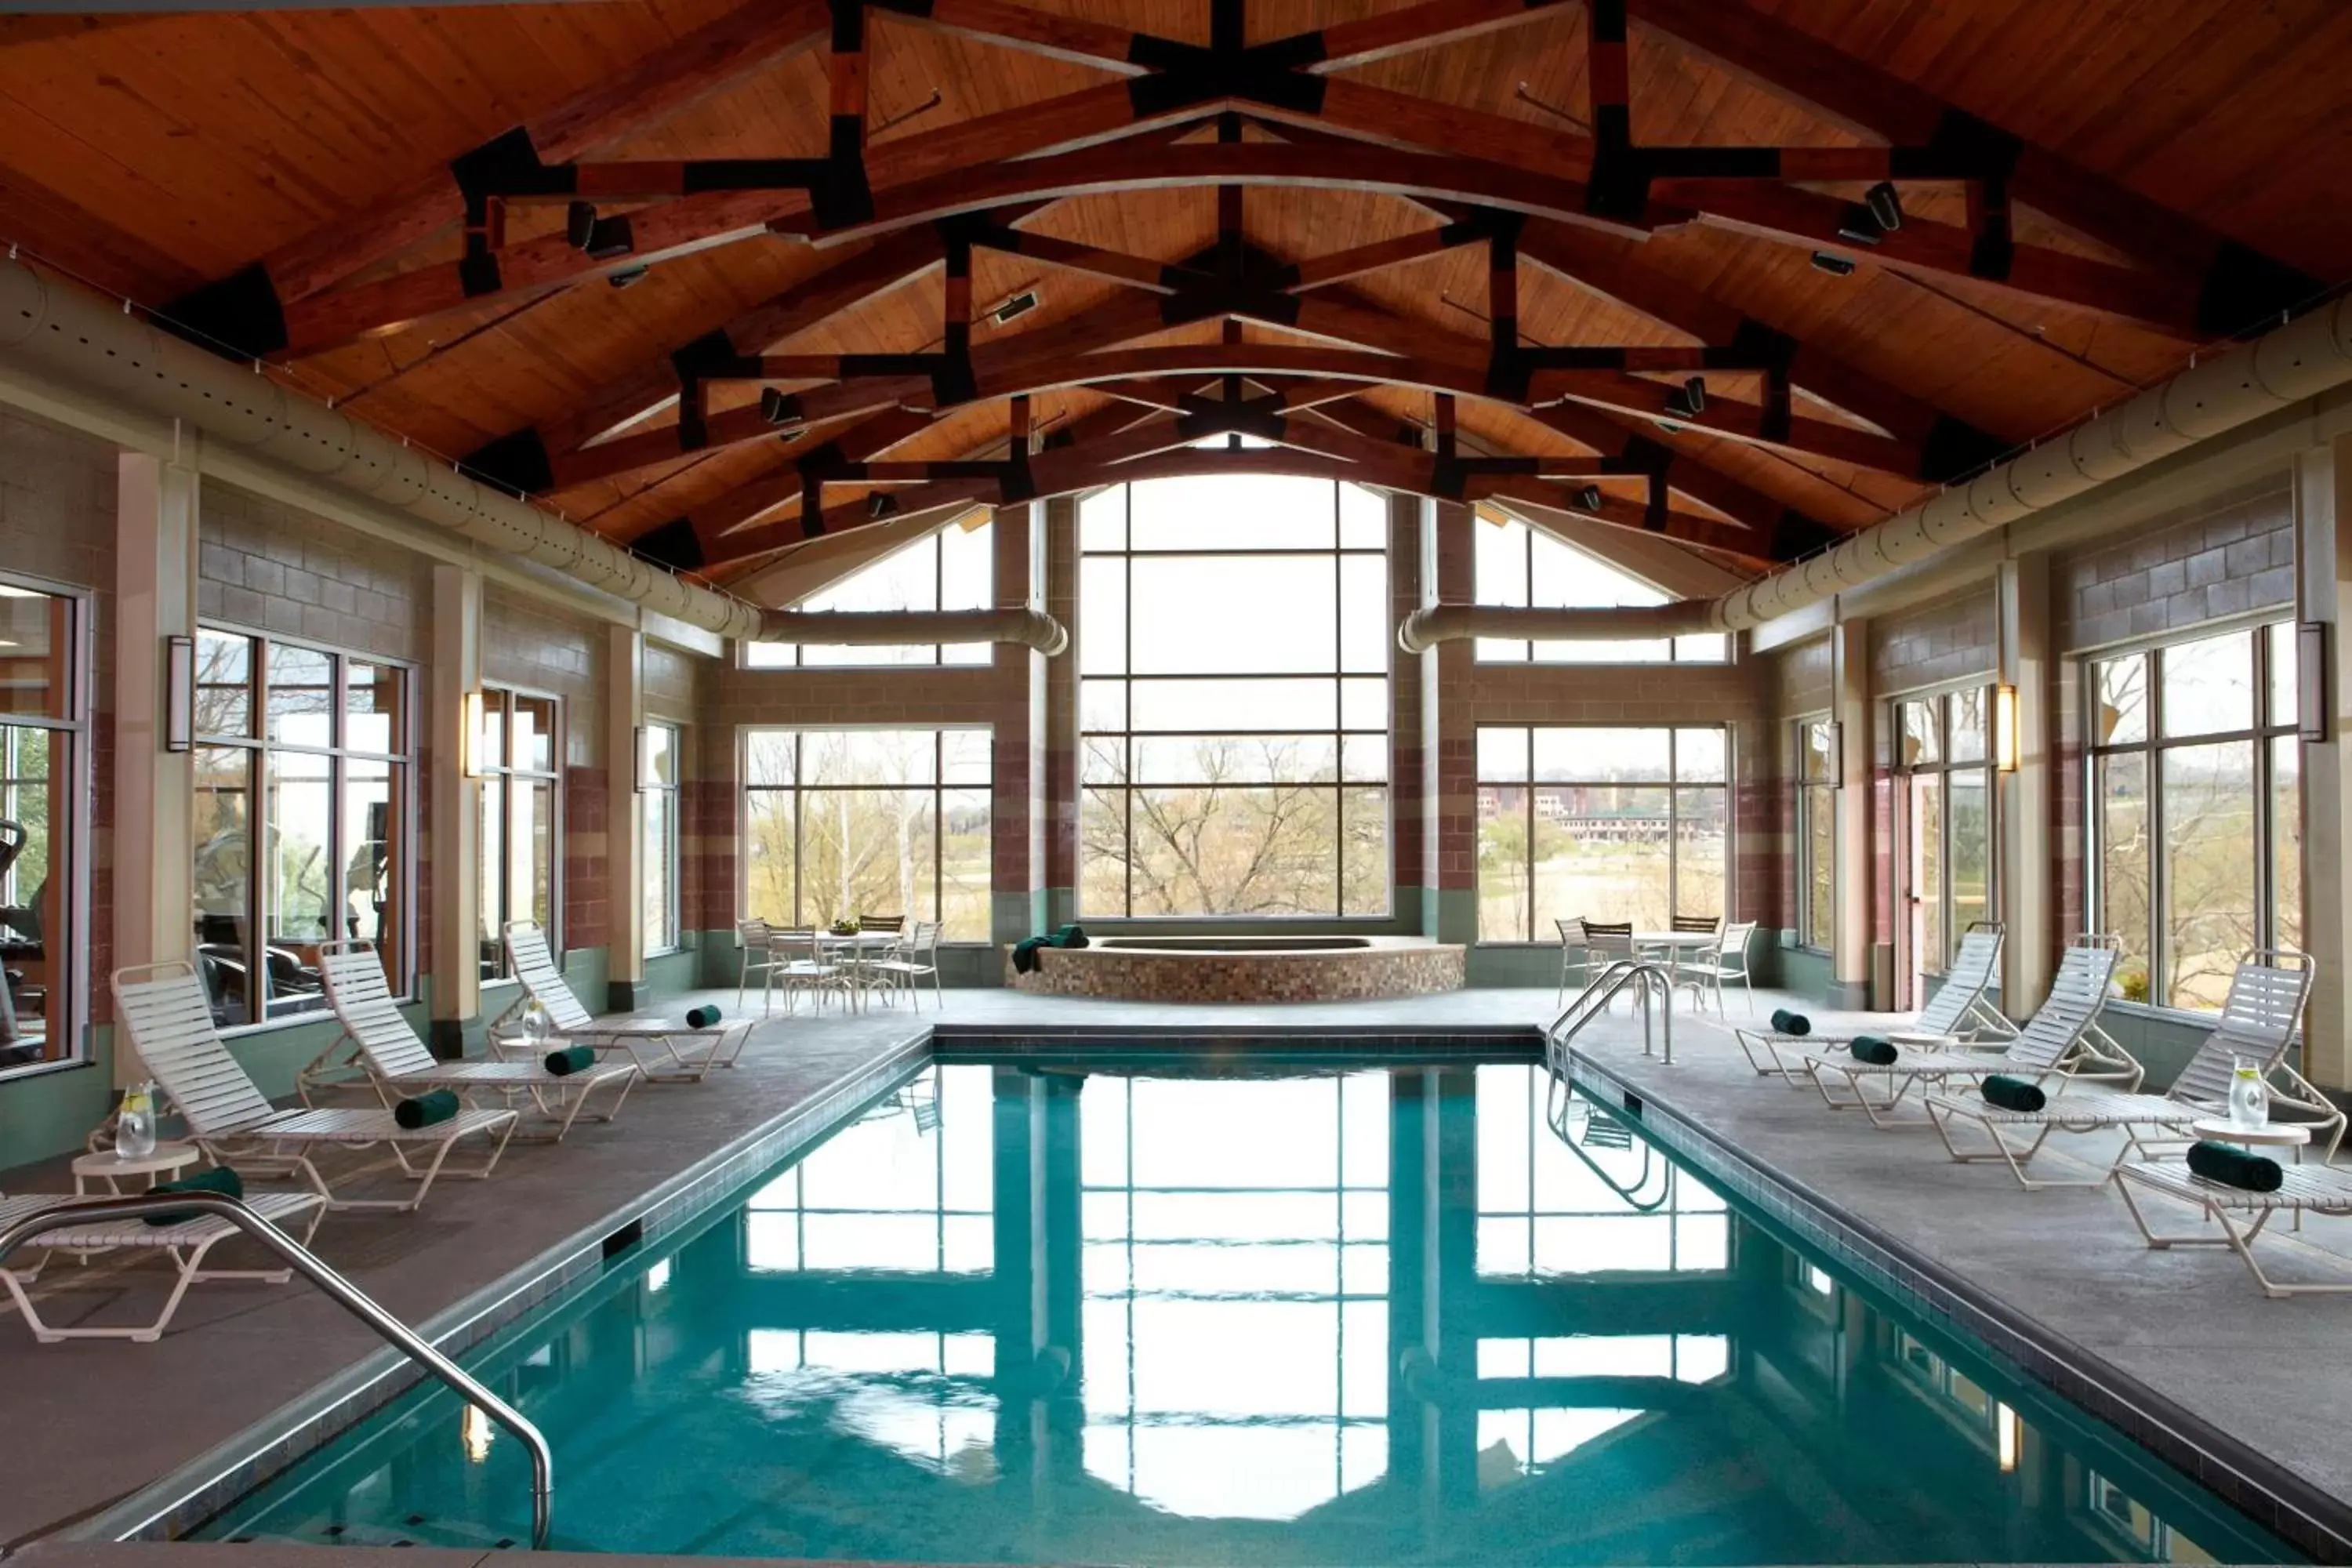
0, 1192, 554, 1551
1548, 958, 1676, 1071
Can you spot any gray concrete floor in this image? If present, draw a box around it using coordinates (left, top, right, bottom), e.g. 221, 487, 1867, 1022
6, 981, 2350, 1564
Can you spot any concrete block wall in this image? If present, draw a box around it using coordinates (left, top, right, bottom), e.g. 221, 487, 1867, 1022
2056, 475, 2294, 652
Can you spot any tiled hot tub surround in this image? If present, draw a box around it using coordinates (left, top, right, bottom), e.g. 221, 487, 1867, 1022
1005, 937, 1466, 1002
1567, 1047, 2352, 1563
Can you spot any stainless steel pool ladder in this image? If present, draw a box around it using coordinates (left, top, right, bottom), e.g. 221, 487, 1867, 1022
0, 1193, 554, 1551
1545, 959, 1676, 1076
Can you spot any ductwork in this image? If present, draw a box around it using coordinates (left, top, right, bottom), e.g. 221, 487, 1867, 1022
1403, 293, 2352, 646
762, 606, 1068, 655
1397, 601, 1711, 652
0, 257, 1071, 656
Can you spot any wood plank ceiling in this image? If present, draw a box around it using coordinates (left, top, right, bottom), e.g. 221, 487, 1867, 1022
1, 0, 2347, 598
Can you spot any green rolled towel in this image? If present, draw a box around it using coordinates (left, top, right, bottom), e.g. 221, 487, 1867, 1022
544, 1044, 597, 1076
1770, 1008, 1811, 1037
1981, 1075, 2045, 1113
143, 1164, 243, 1226
1013, 935, 1048, 975
394, 1088, 462, 1130
685, 1004, 722, 1029
2187, 1140, 2284, 1193
1054, 924, 1090, 949
1849, 1035, 1898, 1066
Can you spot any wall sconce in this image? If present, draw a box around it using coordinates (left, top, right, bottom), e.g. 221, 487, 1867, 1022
164, 634, 194, 753
2299, 622, 2329, 744
460, 689, 487, 779
633, 724, 652, 793
1992, 683, 2020, 772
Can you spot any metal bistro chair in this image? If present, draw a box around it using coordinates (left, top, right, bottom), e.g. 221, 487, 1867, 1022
1580, 920, 1639, 1011
1676, 920, 1757, 1015
772, 927, 855, 1015
737, 919, 788, 1013
868, 918, 943, 1011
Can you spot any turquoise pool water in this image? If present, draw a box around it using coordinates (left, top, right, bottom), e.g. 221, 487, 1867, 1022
198, 1058, 2296, 1563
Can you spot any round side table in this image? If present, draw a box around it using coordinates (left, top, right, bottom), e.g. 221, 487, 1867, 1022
2190, 1118, 2312, 1229
71, 1142, 200, 1196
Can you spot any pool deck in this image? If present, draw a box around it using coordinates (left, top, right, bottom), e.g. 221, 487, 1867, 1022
5, 984, 2352, 1563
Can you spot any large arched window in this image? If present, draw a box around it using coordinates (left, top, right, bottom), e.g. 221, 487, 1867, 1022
1077, 475, 1390, 918
1473, 510, 1726, 663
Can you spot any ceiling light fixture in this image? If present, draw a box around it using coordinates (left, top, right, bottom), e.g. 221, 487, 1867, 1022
1864, 180, 1905, 234
1664, 376, 1707, 419
1810, 251, 1857, 277
1573, 485, 1603, 512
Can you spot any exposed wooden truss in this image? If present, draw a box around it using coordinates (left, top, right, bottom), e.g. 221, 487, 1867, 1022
119, 0, 2336, 604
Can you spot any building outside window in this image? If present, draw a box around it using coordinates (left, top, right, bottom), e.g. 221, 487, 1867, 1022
1475, 726, 1728, 942
192, 630, 411, 1028
743, 514, 993, 667
742, 727, 992, 941
1890, 687, 1993, 984
1077, 474, 1390, 919
642, 721, 681, 956
0, 580, 85, 1073
1472, 509, 1727, 664
476, 687, 560, 981
2088, 620, 2298, 1011
1796, 716, 1836, 950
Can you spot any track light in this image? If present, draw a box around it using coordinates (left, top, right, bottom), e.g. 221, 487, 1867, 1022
1835, 203, 1884, 247
1864, 181, 1904, 234
564, 201, 633, 260
866, 492, 898, 521
1810, 251, 1857, 277
1573, 485, 1603, 512
759, 389, 804, 434
989, 289, 1041, 326
607, 267, 650, 289
1664, 376, 1707, 419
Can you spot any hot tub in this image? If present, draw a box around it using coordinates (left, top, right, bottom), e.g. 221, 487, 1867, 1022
1005, 934, 1464, 1003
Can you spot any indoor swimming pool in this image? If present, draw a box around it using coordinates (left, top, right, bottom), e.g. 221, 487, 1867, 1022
194, 1057, 2294, 1563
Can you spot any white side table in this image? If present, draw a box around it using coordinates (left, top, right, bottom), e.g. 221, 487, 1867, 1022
72, 1142, 200, 1196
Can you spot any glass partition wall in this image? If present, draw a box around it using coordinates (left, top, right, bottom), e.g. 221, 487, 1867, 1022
0, 581, 84, 1072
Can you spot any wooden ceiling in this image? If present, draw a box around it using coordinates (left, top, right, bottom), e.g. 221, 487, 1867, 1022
2, 0, 2347, 598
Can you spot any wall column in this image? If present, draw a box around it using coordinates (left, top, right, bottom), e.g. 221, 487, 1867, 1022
1421, 499, 1475, 945
605, 623, 645, 1009
1997, 554, 2055, 1012
428, 564, 483, 1057
2296, 437, 2352, 1091
1039, 499, 1079, 935
1831, 617, 1876, 1010
111, 451, 199, 1082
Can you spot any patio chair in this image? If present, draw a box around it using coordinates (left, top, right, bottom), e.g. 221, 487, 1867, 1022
866, 918, 943, 1011
1730, 921, 2010, 1082
1674, 920, 1757, 1015
496, 922, 749, 1083
307, 942, 638, 1142
0, 1189, 328, 1342
2115, 1160, 2352, 1297
1798, 940, 2126, 1131
769, 926, 856, 1015
736, 919, 787, 1011
1925, 951, 2332, 1188
115, 962, 517, 1213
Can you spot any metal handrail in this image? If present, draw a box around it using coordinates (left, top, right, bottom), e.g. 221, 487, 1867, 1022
1547, 959, 1676, 1070
0, 1194, 553, 1550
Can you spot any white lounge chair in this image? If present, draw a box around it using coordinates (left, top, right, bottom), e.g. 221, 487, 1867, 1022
1926, 951, 2332, 1189
0, 1189, 327, 1342
116, 962, 517, 1213
308, 942, 639, 1142
495, 922, 749, 1083
1733, 922, 2013, 1083
2115, 1161, 2352, 1298
1800, 941, 2126, 1130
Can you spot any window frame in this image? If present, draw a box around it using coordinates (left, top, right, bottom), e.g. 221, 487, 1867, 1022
2084, 616, 2297, 1014
641, 719, 683, 958
739, 513, 995, 670
1795, 713, 1837, 954
1076, 476, 1392, 922
0, 572, 91, 1083
1472, 724, 1732, 945
1471, 506, 1729, 666
738, 724, 994, 943
1888, 683, 1998, 980
191, 623, 419, 1033
475, 682, 564, 984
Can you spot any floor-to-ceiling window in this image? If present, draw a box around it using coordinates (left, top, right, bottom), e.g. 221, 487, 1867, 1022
741, 728, 992, 940
1891, 688, 1992, 993
641, 721, 680, 956
0, 580, 84, 1072
476, 687, 559, 981
742, 514, 993, 667
1077, 474, 1390, 919
1795, 715, 1837, 951
2088, 620, 2297, 1010
1472, 509, 1727, 664
1475, 726, 1728, 941
192, 630, 412, 1026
